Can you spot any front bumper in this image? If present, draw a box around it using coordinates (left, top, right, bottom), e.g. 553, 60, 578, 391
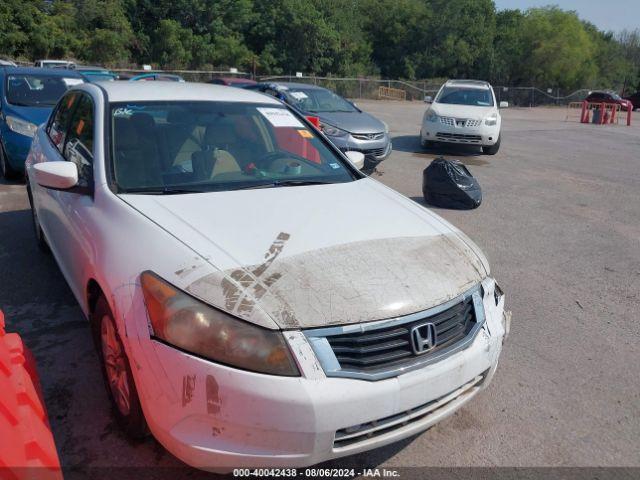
126, 279, 506, 470
421, 120, 499, 147
331, 133, 392, 162
1, 128, 33, 171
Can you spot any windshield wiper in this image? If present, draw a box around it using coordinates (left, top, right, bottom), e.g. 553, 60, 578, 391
234, 180, 334, 190
121, 187, 206, 195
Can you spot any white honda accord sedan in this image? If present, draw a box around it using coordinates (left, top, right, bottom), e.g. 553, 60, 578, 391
25, 82, 508, 470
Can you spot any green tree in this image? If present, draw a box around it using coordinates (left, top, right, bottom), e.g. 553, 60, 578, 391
519, 7, 596, 90
152, 19, 193, 69
493, 9, 526, 84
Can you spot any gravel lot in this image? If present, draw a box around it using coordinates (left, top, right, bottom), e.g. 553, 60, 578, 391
1, 102, 639, 476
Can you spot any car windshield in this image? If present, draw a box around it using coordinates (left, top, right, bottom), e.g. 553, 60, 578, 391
284, 88, 357, 113
436, 86, 494, 107
110, 101, 358, 193
6, 75, 83, 107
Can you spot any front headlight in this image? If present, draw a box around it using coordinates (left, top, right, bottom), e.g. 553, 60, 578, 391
141, 271, 300, 376
320, 123, 348, 137
484, 112, 498, 126
426, 111, 439, 123
6, 116, 37, 138
382, 121, 389, 134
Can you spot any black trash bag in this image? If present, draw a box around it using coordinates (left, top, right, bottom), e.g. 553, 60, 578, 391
422, 157, 482, 209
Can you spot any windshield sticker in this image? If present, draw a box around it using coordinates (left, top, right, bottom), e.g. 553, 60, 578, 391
290, 91, 308, 100
257, 108, 304, 128
63, 78, 84, 87
297, 129, 313, 138
113, 107, 135, 118
329, 163, 341, 169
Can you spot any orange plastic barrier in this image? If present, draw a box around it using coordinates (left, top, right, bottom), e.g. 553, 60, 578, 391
0, 310, 63, 480
580, 101, 631, 126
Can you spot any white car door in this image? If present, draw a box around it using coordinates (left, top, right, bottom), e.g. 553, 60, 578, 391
36, 91, 96, 305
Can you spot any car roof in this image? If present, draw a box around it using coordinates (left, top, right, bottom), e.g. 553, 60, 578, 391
269, 82, 325, 90
445, 79, 491, 89
254, 81, 325, 91
214, 77, 256, 83
0, 66, 84, 77
77, 65, 109, 71
94, 81, 283, 104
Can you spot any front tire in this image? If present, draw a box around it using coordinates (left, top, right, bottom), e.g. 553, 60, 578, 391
92, 295, 147, 439
26, 185, 50, 253
421, 137, 436, 149
482, 135, 501, 155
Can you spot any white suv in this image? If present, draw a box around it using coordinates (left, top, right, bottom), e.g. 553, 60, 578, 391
420, 80, 504, 155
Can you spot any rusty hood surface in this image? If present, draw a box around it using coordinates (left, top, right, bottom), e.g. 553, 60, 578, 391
120, 178, 489, 329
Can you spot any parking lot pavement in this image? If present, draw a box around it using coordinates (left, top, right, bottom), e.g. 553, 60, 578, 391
0, 103, 639, 475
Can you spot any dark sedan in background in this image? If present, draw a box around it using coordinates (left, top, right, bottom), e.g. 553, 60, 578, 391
245, 82, 392, 166
0, 66, 85, 178
585, 90, 633, 111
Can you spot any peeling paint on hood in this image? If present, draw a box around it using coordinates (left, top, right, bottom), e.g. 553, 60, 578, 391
120, 178, 489, 329
186, 234, 484, 329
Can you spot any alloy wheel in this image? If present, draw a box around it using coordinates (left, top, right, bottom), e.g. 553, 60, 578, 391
100, 315, 131, 416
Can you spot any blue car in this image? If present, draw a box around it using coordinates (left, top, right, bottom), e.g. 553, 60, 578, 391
0, 67, 85, 178
76, 66, 118, 83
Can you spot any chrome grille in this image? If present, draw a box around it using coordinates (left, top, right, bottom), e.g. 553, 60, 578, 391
304, 286, 485, 380
326, 296, 475, 372
440, 117, 481, 128
352, 132, 385, 140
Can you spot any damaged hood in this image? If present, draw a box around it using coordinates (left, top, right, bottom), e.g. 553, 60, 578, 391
120, 179, 488, 329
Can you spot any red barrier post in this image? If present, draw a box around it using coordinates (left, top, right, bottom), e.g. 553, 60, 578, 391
0, 310, 63, 480
580, 101, 589, 123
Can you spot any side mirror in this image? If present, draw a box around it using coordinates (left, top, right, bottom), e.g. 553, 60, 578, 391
499, 101, 509, 108
345, 150, 365, 170
33, 162, 78, 190
424, 96, 433, 103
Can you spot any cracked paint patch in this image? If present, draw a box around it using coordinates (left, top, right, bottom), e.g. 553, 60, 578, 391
206, 375, 221, 415
220, 232, 291, 318
181, 374, 196, 407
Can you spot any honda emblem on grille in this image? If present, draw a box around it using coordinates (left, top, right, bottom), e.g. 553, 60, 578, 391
410, 322, 437, 354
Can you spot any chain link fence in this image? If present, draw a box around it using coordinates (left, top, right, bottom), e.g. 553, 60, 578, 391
107, 70, 594, 107
259, 75, 594, 106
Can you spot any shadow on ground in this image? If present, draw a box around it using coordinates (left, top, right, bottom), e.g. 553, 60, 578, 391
392, 135, 489, 167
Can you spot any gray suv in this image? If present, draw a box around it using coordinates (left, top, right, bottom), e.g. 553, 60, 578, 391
245, 82, 392, 165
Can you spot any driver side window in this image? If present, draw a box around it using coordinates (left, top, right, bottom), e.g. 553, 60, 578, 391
64, 94, 95, 187
48, 92, 78, 153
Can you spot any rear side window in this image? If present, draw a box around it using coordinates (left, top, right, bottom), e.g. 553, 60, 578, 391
64, 95, 94, 187
48, 92, 79, 153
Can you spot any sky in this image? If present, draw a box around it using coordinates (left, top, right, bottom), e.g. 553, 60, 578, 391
494, 0, 640, 32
